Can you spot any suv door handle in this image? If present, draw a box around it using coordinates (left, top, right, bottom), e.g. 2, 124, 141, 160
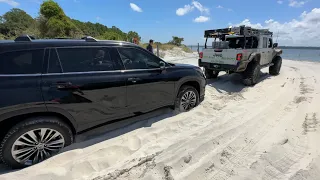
127, 78, 141, 83
55, 82, 79, 89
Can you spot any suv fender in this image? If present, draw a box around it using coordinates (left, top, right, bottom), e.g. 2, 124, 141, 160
0, 107, 78, 134
175, 76, 201, 97
237, 53, 261, 72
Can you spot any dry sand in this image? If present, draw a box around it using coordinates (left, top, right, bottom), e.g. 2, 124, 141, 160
0, 55, 320, 180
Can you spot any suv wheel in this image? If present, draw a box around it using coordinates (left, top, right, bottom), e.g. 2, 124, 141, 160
0, 117, 73, 169
243, 61, 261, 86
175, 85, 200, 112
269, 56, 282, 75
205, 68, 219, 79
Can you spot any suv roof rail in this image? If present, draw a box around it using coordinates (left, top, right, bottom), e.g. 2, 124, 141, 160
81, 36, 98, 42
14, 34, 36, 42
55, 37, 72, 39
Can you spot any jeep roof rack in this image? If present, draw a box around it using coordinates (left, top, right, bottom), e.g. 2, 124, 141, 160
205, 25, 273, 38
14, 34, 36, 42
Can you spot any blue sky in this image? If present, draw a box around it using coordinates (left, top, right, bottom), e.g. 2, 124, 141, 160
1, 0, 320, 46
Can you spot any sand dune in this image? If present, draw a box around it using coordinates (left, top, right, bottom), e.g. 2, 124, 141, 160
0, 57, 320, 180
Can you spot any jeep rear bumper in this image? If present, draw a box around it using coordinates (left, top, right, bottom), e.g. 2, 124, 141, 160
198, 59, 239, 71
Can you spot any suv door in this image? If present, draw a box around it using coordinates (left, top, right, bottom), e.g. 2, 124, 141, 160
117, 47, 175, 114
41, 47, 128, 131
0, 49, 46, 121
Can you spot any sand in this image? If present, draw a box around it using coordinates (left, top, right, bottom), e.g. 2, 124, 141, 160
1, 55, 320, 180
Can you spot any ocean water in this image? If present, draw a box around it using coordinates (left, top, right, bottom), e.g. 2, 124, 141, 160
188, 46, 320, 62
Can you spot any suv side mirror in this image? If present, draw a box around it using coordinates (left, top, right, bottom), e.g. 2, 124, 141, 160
273, 43, 278, 48
159, 61, 166, 71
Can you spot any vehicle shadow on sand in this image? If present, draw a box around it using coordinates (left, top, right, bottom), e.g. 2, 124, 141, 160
206, 72, 271, 93
0, 107, 178, 175
67, 107, 177, 151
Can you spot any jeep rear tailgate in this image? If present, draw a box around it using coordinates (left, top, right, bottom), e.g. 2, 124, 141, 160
201, 49, 242, 65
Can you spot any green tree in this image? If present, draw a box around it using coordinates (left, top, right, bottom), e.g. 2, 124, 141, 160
99, 31, 122, 40
39, 0, 82, 38
169, 36, 184, 46
40, 0, 65, 19
0, 8, 35, 38
127, 31, 141, 42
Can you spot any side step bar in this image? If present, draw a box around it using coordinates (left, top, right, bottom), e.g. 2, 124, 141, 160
261, 62, 274, 68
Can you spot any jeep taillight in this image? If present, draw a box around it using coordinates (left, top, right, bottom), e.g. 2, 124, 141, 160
199, 52, 203, 59
236, 53, 242, 61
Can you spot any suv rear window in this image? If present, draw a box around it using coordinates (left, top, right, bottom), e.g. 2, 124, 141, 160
0, 49, 44, 74
51, 47, 115, 73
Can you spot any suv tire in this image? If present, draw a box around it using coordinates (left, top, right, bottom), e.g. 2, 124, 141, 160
243, 61, 261, 86
269, 56, 282, 75
204, 68, 219, 79
175, 85, 200, 112
0, 117, 73, 169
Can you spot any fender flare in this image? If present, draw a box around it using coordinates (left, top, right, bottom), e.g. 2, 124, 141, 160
248, 52, 261, 63
0, 106, 78, 133
239, 53, 261, 72
175, 76, 202, 97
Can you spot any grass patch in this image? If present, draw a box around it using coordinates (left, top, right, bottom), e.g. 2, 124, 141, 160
139, 43, 192, 53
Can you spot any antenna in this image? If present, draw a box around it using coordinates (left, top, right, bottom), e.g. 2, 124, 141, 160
276, 30, 279, 43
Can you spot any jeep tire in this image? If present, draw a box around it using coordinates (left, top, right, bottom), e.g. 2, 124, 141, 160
269, 56, 282, 75
243, 61, 261, 86
204, 68, 219, 79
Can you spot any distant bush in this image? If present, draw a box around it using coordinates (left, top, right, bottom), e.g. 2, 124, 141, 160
168, 36, 184, 46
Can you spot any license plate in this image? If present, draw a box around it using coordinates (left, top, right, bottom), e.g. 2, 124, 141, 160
210, 64, 220, 68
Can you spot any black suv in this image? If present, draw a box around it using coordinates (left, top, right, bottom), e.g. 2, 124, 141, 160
0, 35, 206, 168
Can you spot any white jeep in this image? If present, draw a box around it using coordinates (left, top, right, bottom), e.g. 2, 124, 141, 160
198, 25, 283, 86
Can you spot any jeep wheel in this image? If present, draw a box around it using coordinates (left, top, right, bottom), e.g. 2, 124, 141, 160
175, 85, 200, 112
243, 62, 261, 86
269, 56, 282, 75
0, 117, 73, 169
205, 68, 219, 79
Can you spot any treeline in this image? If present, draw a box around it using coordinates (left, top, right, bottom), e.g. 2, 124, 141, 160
0, 0, 141, 42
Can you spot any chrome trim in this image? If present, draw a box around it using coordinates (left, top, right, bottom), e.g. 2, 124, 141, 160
0, 68, 164, 77
0, 74, 42, 77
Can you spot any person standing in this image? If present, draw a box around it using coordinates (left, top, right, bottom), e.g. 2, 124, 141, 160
146, 39, 154, 53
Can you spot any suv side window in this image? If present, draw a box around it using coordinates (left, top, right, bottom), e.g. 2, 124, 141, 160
53, 47, 115, 73
117, 47, 161, 70
0, 49, 44, 74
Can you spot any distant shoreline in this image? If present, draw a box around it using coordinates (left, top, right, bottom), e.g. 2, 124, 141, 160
186, 45, 320, 50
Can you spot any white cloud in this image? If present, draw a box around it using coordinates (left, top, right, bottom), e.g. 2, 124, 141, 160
193, 16, 210, 23
277, 0, 283, 4
289, 0, 307, 7
130, 3, 142, 12
230, 8, 320, 46
176, 1, 209, 17
192, 1, 210, 14
96, 16, 102, 21
217, 5, 223, 9
227, 8, 233, 12
176, 5, 194, 16
0, 0, 19, 7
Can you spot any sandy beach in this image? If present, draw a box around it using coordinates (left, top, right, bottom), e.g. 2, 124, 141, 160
0, 52, 319, 180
